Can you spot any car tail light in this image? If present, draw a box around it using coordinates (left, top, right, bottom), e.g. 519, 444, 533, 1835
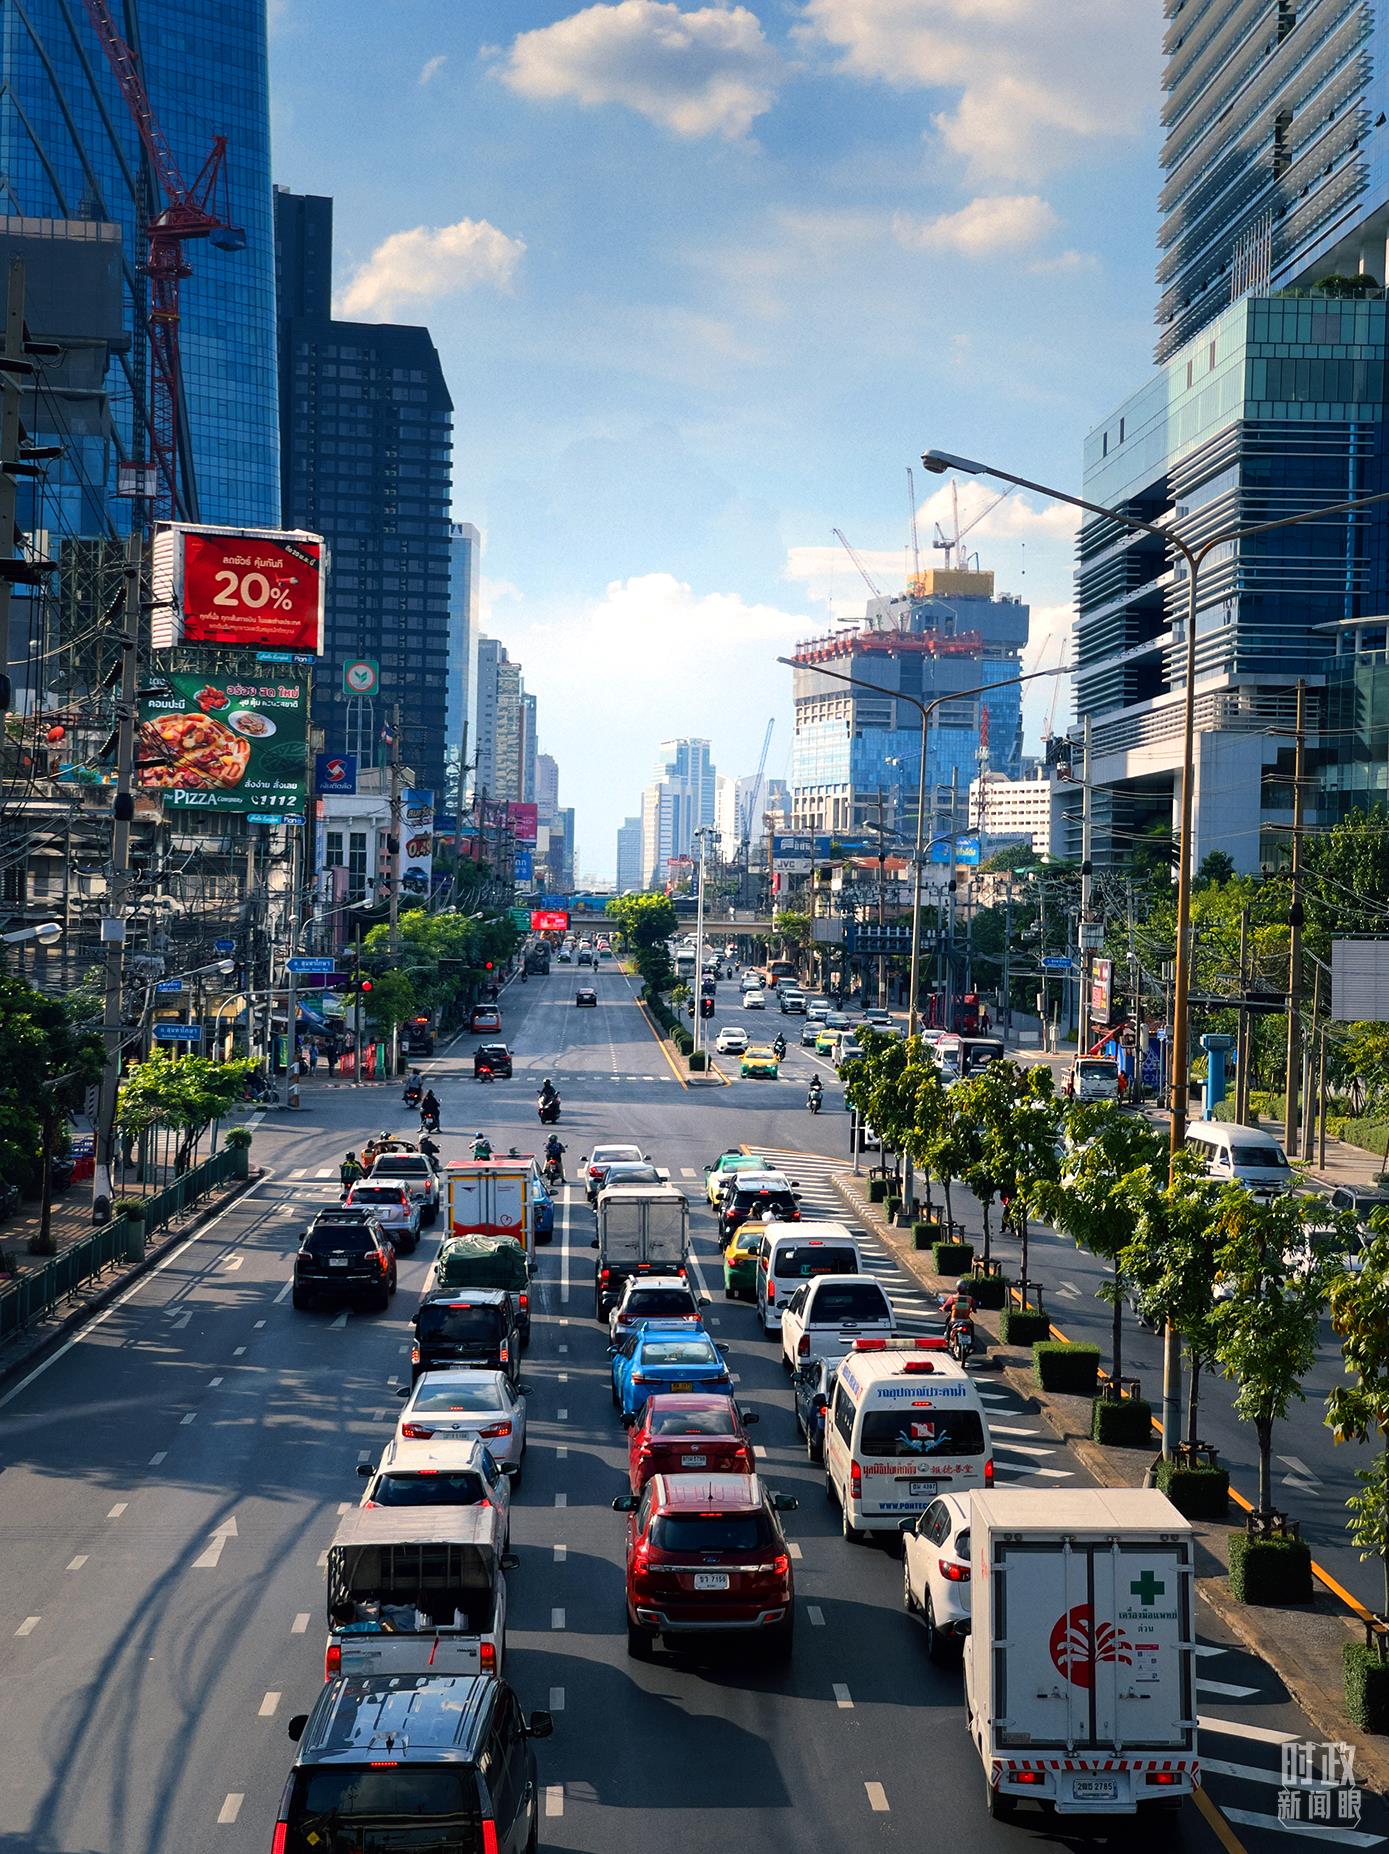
1012, 1770, 1045, 1787
939, 1559, 971, 1582
401, 1423, 435, 1439
797, 1334, 810, 1356
771, 1551, 790, 1579
631, 1373, 652, 1385
588, 1165, 601, 1178
378, 1250, 391, 1275
410, 1344, 420, 1364
325, 1642, 341, 1678
519, 1293, 529, 1310
480, 1641, 497, 1673
271, 1825, 288, 1854
500, 1344, 509, 1363
600, 1268, 610, 1284
850, 1459, 862, 1500
481, 1818, 500, 1854
1145, 1772, 1180, 1787
766, 1280, 775, 1302
985, 1457, 995, 1487
478, 1421, 512, 1439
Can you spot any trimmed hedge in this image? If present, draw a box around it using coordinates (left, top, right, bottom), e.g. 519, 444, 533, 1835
688, 1050, 708, 1071
933, 1240, 975, 1275
965, 1272, 1007, 1310
1034, 1341, 1100, 1396
885, 1195, 902, 1220
1154, 1459, 1230, 1520
1344, 1641, 1389, 1733
868, 1178, 888, 1204
1000, 1307, 1050, 1346
1091, 1395, 1153, 1447
912, 1222, 934, 1250
671, 1026, 694, 1055
1227, 1532, 1312, 1606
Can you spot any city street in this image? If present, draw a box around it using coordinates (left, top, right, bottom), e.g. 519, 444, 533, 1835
0, 962, 1381, 1853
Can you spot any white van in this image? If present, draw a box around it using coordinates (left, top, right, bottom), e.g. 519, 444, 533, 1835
823, 1339, 993, 1540
756, 1224, 862, 1336
1183, 1121, 1292, 1193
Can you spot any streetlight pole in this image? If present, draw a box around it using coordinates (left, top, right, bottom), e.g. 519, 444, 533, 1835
923, 445, 1389, 1454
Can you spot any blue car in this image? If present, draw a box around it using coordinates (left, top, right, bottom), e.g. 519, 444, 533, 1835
533, 1174, 554, 1244
791, 1355, 838, 1462
610, 1321, 732, 1424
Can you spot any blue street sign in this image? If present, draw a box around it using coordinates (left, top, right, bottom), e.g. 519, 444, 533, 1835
248, 812, 305, 826
153, 1024, 202, 1043
1041, 955, 1073, 972
514, 849, 534, 882
287, 955, 336, 975
214, 939, 235, 954
154, 978, 184, 993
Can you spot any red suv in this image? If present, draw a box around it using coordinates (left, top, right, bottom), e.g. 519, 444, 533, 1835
626, 1393, 760, 1493
612, 1473, 797, 1662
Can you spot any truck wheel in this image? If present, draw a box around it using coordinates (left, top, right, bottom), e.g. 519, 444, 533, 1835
626, 1615, 653, 1661
985, 1777, 1015, 1821
841, 1503, 864, 1545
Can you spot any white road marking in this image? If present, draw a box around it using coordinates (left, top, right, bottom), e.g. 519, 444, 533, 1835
217, 1794, 243, 1825
149, 1452, 167, 1466
337, 1502, 351, 1515
993, 1441, 1057, 1459
560, 1186, 571, 1305
1222, 1808, 1383, 1848
559, 1344, 568, 1354
1202, 1759, 1336, 1790
680, 1168, 697, 1178
988, 1424, 1045, 1438
289, 1169, 307, 1180
808, 1605, 825, 1626
107, 1502, 127, 1519
1196, 1677, 1261, 1699
557, 1446, 568, 1460
545, 1786, 564, 1819
314, 1168, 333, 1179
788, 1542, 803, 1559
329, 1311, 349, 1329
551, 1607, 565, 1629
258, 1692, 281, 1718
170, 1311, 190, 1330
549, 1685, 565, 1711
1198, 1716, 1302, 1746
193, 1516, 238, 1569
558, 1373, 568, 1384
208, 1376, 223, 1388
273, 1282, 291, 1304
753, 1444, 767, 1458
554, 1544, 567, 1563
224, 1256, 244, 1272
865, 1782, 889, 1813
292, 1613, 310, 1634
833, 1683, 853, 1709
557, 1407, 568, 1421
254, 1319, 266, 1329
997, 1465, 1074, 1481
181, 1412, 197, 1426
1278, 1454, 1323, 1486
67, 1556, 88, 1571
555, 1492, 567, 1508
14, 1616, 39, 1637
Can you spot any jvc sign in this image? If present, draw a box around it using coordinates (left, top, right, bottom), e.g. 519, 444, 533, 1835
772, 834, 815, 874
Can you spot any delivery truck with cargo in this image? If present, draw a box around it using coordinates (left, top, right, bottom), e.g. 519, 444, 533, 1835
594, 1183, 689, 1319
445, 1157, 543, 1251
964, 1488, 1198, 1821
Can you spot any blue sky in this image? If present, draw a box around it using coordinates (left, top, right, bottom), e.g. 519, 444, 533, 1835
270, 0, 1165, 877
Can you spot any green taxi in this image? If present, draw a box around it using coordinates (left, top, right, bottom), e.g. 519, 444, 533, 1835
723, 1221, 771, 1300
704, 1149, 764, 1205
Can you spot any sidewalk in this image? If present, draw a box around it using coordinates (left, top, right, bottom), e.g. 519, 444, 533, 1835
833, 1167, 1389, 1788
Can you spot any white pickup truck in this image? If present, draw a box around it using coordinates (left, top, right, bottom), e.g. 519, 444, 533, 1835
965, 1488, 1198, 1821
324, 1505, 514, 1681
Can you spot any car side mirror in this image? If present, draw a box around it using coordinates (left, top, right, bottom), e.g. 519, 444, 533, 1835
501, 1551, 521, 1571
612, 1494, 637, 1512
898, 1517, 915, 1534
395, 1385, 410, 1398
288, 1714, 308, 1742
580, 1156, 589, 1164
356, 1462, 373, 1478
740, 1409, 759, 1426
771, 1492, 799, 1512
716, 1342, 730, 1355
501, 1462, 519, 1477
606, 1344, 618, 1356
621, 1411, 636, 1428
527, 1710, 555, 1739
698, 1296, 710, 1308
643, 1155, 651, 1162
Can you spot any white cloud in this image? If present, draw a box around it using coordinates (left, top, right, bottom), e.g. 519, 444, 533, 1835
893, 195, 1058, 256
1028, 248, 1100, 276
783, 544, 911, 609
419, 53, 447, 86
497, 0, 779, 140
798, 0, 1157, 181
339, 219, 526, 320
917, 480, 1080, 549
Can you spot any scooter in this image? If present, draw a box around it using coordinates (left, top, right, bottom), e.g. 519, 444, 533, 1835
543, 1155, 564, 1188
420, 1107, 440, 1134
946, 1312, 976, 1366
475, 1064, 494, 1084
403, 1083, 422, 1109
806, 1087, 822, 1115
538, 1096, 561, 1125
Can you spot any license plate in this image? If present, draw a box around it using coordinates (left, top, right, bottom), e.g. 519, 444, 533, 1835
680, 1453, 708, 1467
1073, 1779, 1117, 1802
693, 1572, 729, 1590
909, 1479, 938, 1496
671, 1381, 693, 1392
328, 1257, 349, 1267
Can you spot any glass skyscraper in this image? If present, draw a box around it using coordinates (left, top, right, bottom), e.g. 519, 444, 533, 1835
0, 0, 280, 529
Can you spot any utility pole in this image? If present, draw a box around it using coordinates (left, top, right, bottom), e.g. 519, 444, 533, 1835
1235, 905, 1251, 1123
1077, 714, 1093, 1055
874, 787, 887, 1009
92, 536, 142, 1223
0, 261, 25, 685
1001, 877, 1013, 1050
387, 701, 402, 1079
1284, 679, 1305, 1156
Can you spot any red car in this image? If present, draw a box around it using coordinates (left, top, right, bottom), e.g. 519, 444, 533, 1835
470, 1005, 502, 1033
626, 1392, 760, 1493
612, 1472, 797, 1662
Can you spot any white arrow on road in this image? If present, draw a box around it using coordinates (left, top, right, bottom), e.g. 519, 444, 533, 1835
192, 1515, 238, 1570
1278, 1454, 1323, 1489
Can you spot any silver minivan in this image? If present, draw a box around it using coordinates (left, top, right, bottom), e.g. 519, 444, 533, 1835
1183, 1121, 1292, 1192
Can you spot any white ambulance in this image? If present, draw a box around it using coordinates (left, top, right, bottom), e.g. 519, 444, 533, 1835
823, 1338, 993, 1541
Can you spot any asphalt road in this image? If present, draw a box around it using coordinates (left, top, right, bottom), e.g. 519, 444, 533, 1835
0, 960, 1381, 1853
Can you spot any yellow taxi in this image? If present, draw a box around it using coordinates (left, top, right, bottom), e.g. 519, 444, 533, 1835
723, 1220, 774, 1300
740, 1045, 781, 1079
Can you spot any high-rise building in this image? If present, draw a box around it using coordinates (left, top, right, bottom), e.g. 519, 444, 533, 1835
474, 636, 503, 800
788, 570, 1028, 843
1, 0, 280, 529
447, 522, 481, 814
536, 753, 560, 825
493, 658, 524, 804
1156, 2, 1389, 363
520, 691, 538, 805
276, 188, 453, 798
639, 738, 716, 887
715, 774, 740, 858
616, 815, 644, 893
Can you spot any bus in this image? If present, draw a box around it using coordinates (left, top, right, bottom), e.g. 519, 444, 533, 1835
767, 959, 797, 989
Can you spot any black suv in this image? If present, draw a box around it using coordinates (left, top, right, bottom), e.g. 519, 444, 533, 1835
294, 1210, 397, 1312
474, 1041, 513, 1079
413, 1288, 522, 1387
718, 1179, 801, 1245
279, 1674, 553, 1854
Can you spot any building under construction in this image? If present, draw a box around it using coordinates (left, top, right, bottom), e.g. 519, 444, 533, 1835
787, 567, 1030, 847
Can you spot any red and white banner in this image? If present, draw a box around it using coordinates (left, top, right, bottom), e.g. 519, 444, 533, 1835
152, 524, 326, 654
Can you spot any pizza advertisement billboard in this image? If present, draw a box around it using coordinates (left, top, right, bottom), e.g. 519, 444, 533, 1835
151, 524, 326, 653
137, 669, 309, 816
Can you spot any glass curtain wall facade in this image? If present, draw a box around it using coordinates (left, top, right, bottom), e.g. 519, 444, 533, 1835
0, 0, 280, 528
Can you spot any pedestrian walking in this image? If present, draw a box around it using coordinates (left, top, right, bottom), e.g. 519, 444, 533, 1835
308, 1041, 319, 1076
325, 1043, 338, 1075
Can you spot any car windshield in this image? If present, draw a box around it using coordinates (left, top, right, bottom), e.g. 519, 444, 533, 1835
650, 1405, 736, 1436
606, 1164, 660, 1184
1231, 1144, 1289, 1168
411, 1379, 508, 1412
858, 1408, 986, 1458
476, 1044, 509, 1060
650, 1512, 770, 1552
418, 1305, 505, 1345
288, 1768, 480, 1844
595, 1147, 642, 1165
372, 1159, 427, 1177
809, 1283, 891, 1322
626, 1289, 697, 1318
774, 1244, 857, 1276
304, 1227, 374, 1255
369, 1471, 487, 1507
642, 1339, 719, 1367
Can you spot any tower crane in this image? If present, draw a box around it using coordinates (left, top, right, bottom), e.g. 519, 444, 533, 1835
933, 483, 1013, 570
906, 466, 922, 583
81, 0, 245, 522
832, 527, 883, 599
739, 717, 774, 856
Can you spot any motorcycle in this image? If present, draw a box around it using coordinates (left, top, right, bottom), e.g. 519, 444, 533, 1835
806, 1087, 822, 1115
403, 1083, 422, 1108
420, 1107, 441, 1134
772, 1035, 787, 1059
475, 1064, 494, 1084
543, 1155, 564, 1188
946, 1313, 976, 1366
538, 1096, 561, 1125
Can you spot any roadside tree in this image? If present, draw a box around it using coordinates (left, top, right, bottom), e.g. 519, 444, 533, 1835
0, 972, 104, 1253
1327, 1228, 1389, 1621
1118, 1161, 1223, 1445
118, 1052, 259, 1177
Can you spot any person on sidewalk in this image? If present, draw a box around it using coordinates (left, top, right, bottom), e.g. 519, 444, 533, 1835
308, 1042, 319, 1077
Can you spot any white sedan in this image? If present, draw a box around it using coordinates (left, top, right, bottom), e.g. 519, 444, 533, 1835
359, 1437, 512, 1545
743, 990, 767, 1010
393, 1369, 528, 1479
715, 1027, 749, 1054
902, 1492, 972, 1662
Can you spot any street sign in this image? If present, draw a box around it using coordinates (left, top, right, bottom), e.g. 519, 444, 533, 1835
1041, 955, 1073, 971
214, 939, 235, 954
1080, 922, 1105, 948
154, 978, 184, 993
287, 955, 336, 975
153, 1024, 201, 1043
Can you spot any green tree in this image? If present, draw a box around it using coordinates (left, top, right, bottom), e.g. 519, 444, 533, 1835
1210, 1189, 1338, 1516
605, 893, 678, 999
957, 1061, 1062, 1279
773, 909, 811, 956
1197, 849, 1236, 886
0, 972, 104, 1253
1327, 1228, 1389, 1620
118, 1052, 259, 1175
1118, 1161, 1223, 1446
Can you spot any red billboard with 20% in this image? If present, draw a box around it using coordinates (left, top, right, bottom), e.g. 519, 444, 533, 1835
151, 524, 326, 654
530, 910, 570, 932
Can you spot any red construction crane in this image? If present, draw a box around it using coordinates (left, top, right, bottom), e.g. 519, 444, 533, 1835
82, 0, 244, 521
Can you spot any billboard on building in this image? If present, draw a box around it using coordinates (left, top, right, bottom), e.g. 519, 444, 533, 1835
399, 789, 434, 901
137, 668, 308, 817
315, 752, 357, 795
514, 848, 534, 883
531, 909, 570, 932
772, 833, 814, 874
151, 524, 327, 654
507, 801, 539, 844
1090, 956, 1113, 1020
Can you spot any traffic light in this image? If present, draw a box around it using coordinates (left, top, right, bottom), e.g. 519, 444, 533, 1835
359, 977, 375, 996
700, 995, 715, 1019
484, 960, 494, 972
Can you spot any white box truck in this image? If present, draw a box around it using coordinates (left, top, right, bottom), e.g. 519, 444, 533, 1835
594, 1183, 689, 1319
965, 1488, 1198, 1821
445, 1158, 534, 1252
